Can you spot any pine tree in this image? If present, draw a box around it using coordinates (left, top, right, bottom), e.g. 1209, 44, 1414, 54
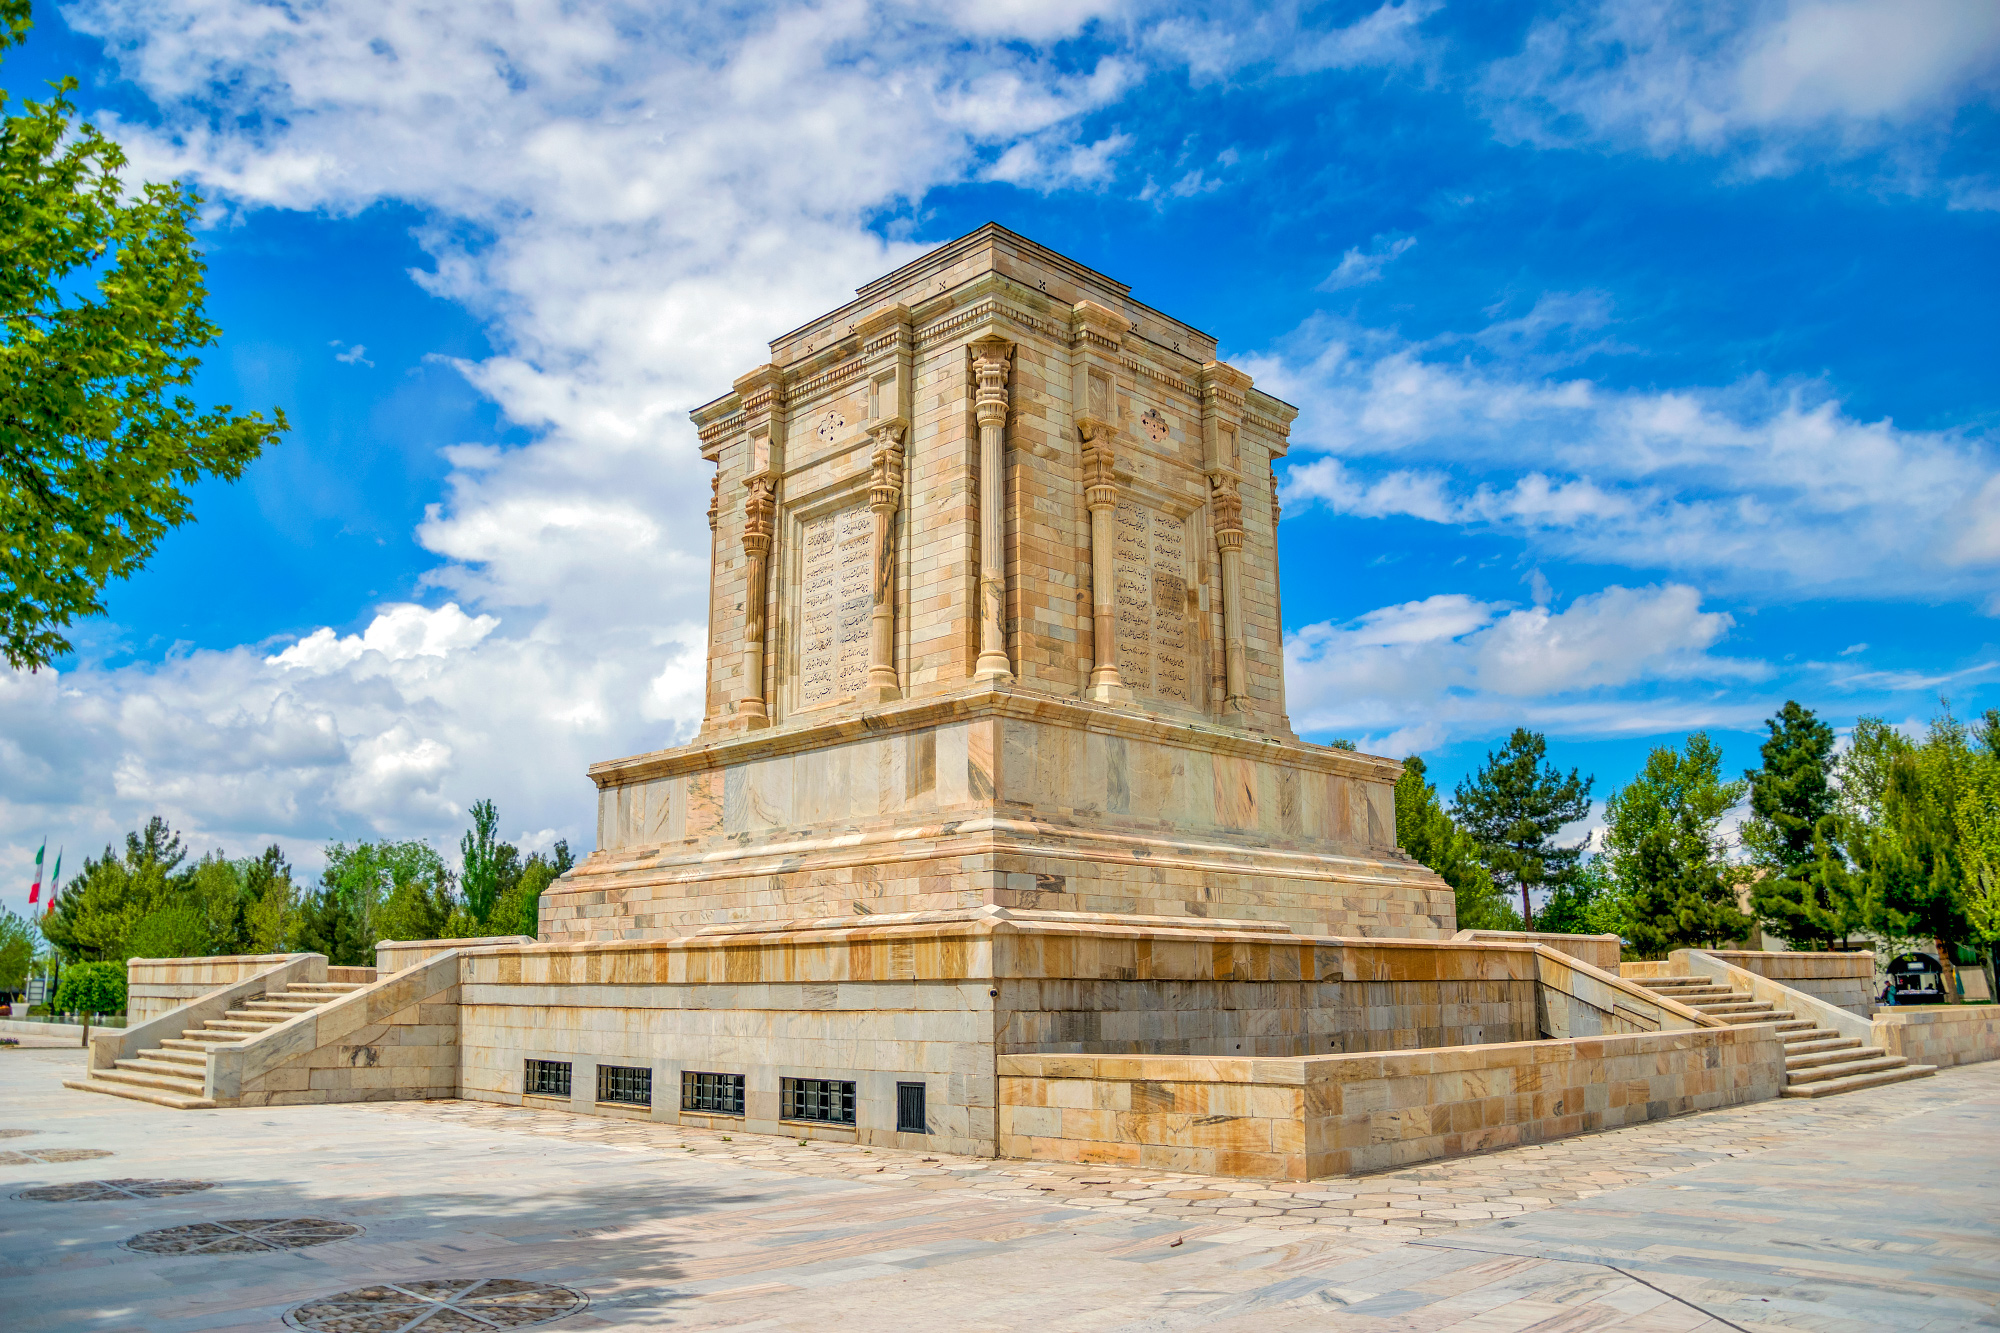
1604, 733, 1750, 957
1395, 758, 1517, 931
1743, 702, 1859, 948
1451, 729, 1593, 927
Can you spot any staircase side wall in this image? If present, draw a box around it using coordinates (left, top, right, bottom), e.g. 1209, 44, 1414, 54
1533, 948, 1718, 1037
210, 953, 461, 1106
1703, 951, 1874, 1018
1873, 1007, 2000, 1069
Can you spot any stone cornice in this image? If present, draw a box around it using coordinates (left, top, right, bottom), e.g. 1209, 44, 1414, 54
589, 686, 1401, 788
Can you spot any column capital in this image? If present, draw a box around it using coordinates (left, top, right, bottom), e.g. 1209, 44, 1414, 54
1209, 471, 1244, 539
970, 335, 1013, 429
869, 420, 907, 512
741, 474, 775, 556
1082, 438, 1119, 512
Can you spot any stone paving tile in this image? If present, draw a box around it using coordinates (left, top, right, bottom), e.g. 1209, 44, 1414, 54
4, 1044, 1997, 1332
371, 1059, 2000, 1239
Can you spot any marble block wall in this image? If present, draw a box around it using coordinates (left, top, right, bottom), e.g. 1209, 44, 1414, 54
126, 953, 309, 1023
549, 692, 1452, 943
1703, 950, 1875, 1018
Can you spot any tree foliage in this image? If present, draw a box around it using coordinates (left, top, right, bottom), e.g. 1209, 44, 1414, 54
1451, 728, 1593, 927
1742, 702, 1859, 949
1395, 756, 1519, 931
0, 905, 35, 989
41, 815, 189, 962
1604, 733, 1750, 957
0, 2, 286, 668
52, 957, 123, 1015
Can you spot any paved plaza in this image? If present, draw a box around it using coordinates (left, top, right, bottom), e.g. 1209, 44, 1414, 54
2, 1041, 1996, 1331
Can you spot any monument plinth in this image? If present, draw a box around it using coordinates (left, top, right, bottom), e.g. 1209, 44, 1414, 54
540, 225, 1452, 942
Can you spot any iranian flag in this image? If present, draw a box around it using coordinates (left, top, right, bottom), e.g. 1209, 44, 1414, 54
43, 849, 61, 915
26, 840, 43, 904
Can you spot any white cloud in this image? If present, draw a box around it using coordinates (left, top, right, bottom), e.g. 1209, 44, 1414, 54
1256, 318, 2000, 601
1485, 0, 2000, 182
1285, 583, 1768, 746
1319, 234, 1416, 290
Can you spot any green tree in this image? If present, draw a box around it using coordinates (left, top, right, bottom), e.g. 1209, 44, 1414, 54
290, 887, 372, 968
490, 840, 573, 940
458, 799, 506, 926
1535, 853, 1625, 938
1742, 701, 1860, 949
1451, 728, 1594, 927
1396, 757, 1517, 931
319, 838, 458, 950
0, 905, 35, 990
41, 815, 190, 962
1604, 732, 1751, 957
52, 957, 123, 1015
0, 2, 287, 669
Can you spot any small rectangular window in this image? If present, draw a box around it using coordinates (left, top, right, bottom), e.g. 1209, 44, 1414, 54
681, 1071, 746, 1116
781, 1077, 857, 1125
896, 1081, 927, 1134
525, 1058, 571, 1098
596, 1064, 652, 1106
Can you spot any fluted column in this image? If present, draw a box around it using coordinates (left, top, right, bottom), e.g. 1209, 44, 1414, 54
1080, 424, 1124, 700
859, 421, 906, 705
1211, 472, 1247, 712
971, 336, 1014, 683
735, 475, 776, 728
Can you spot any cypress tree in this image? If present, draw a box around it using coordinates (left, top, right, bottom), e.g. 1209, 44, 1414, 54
1451, 729, 1593, 927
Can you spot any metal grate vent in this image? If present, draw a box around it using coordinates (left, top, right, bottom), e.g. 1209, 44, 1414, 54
525, 1058, 571, 1097
896, 1082, 928, 1134
682, 1071, 745, 1115
285, 1277, 585, 1332
596, 1064, 651, 1106
781, 1077, 856, 1125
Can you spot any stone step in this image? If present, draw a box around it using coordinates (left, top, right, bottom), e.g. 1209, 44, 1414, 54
164, 1033, 243, 1049
282, 982, 366, 994
227, 1005, 305, 1020
1784, 1035, 1861, 1055
202, 1018, 279, 1034
63, 1076, 216, 1110
1716, 1009, 1796, 1025
1693, 1000, 1777, 1015
95, 1064, 208, 1096
1781, 1064, 1936, 1098
114, 1056, 211, 1083
1773, 1019, 1816, 1032
139, 1046, 208, 1068
1644, 982, 1735, 995
1787, 1045, 1888, 1071
1786, 1054, 1909, 1086
239, 999, 323, 1013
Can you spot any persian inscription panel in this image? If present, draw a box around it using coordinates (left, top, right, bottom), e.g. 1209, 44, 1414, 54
1112, 499, 1193, 707
799, 503, 872, 708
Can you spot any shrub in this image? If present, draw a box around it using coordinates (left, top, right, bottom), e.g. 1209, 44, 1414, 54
53, 960, 127, 1017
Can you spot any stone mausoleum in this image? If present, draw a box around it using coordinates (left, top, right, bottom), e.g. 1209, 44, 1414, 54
79, 227, 1986, 1180
542, 223, 1451, 942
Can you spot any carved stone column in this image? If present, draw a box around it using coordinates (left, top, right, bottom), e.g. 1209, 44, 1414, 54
859, 420, 906, 705
971, 335, 1014, 684
1210, 471, 1247, 712
735, 474, 776, 728
1079, 421, 1125, 701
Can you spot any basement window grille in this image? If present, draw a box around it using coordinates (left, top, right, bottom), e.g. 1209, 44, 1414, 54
596, 1064, 652, 1107
525, 1059, 571, 1098
682, 1071, 746, 1116
781, 1077, 856, 1125
896, 1082, 927, 1134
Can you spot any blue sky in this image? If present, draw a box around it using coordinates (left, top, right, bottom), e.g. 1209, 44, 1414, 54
4, 0, 1999, 911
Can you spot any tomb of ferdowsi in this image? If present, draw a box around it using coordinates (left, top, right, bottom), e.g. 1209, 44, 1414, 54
70, 226, 1998, 1178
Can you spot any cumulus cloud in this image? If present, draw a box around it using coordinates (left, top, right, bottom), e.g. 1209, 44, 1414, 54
1485, 0, 2000, 185
1285, 583, 1769, 751
1255, 317, 2000, 601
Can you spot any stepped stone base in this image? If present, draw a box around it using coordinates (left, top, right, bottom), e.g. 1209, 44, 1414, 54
545, 690, 1453, 943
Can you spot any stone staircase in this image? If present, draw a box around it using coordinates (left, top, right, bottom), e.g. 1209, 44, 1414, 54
1632, 973, 1934, 1098
63, 980, 369, 1110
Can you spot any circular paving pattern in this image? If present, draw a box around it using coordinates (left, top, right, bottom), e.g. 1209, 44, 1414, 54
0, 1147, 113, 1165
125, 1218, 361, 1256
285, 1278, 586, 1332
17, 1178, 216, 1202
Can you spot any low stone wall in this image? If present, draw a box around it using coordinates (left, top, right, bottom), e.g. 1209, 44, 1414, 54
212, 952, 461, 1107
126, 953, 311, 1023
1455, 931, 1621, 972
1707, 950, 1874, 1018
1873, 1006, 2000, 1069
998, 1024, 1788, 1179
376, 936, 533, 974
